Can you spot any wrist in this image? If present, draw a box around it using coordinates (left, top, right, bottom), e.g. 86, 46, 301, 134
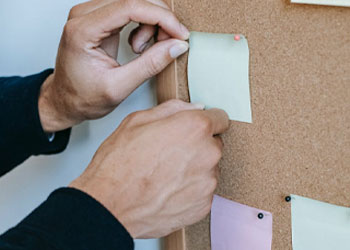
38, 74, 75, 132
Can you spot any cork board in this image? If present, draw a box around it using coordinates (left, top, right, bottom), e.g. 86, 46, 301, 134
157, 0, 350, 249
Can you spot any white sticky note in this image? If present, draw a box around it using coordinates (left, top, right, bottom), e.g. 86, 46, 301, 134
291, 194, 350, 250
188, 32, 252, 123
291, 0, 350, 7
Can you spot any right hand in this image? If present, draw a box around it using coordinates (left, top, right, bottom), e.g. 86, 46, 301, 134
70, 100, 229, 238
39, 0, 190, 133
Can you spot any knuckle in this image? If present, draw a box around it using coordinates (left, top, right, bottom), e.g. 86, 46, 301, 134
176, 112, 212, 134
165, 99, 184, 107
63, 18, 90, 48
176, 111, 194, 126
163, 99, 185, 110
124, 0, 139, 9
68, 5, 82, 19
124, 111, 142, 125
63, 19, 80, 42
193, 114, 212, 134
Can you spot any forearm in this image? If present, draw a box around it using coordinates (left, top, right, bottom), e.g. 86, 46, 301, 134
0, 188, 134, 250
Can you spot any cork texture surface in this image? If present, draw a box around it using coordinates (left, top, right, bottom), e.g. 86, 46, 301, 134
173, 0, 350, 249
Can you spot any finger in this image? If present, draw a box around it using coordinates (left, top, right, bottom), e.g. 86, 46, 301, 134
109, 39, 188, 99
202, 109, 230, 135
68, 0, 117, 19
70, 0, 170, 19
80, 0, 190, 45
69, 1, 122, 59
145, 0, 170, 9
128, 100, 205, 126
128, 24, 156, 54
157, 28, 171, 41
69, 0, 173, 59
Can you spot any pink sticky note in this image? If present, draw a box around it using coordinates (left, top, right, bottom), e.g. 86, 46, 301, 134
211, 195, 273, 250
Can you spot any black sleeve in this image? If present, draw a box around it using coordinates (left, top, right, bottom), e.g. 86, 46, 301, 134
0, 188, 134, 250
0, 70, 71, 176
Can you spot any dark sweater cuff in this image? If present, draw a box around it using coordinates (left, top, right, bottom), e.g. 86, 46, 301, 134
6, 69, 71, 155
5, 188, 134, 250
0, 69, 71, 173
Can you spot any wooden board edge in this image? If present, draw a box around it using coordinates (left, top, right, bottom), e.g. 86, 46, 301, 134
157, 0, 186, 249
156, 60, 186, 250
163, 228, 186, 250
156, 0, 178, 103
156, 60, 178, 103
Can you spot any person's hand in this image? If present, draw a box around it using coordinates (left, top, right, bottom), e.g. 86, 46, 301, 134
38, 0, 190, 133
69, 100, 229, 238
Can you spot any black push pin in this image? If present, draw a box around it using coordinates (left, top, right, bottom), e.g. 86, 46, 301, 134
257, 213, 264, 219
285, 196, 292, 202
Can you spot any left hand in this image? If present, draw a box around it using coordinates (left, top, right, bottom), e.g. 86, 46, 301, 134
69, 100, 229, 238
39, 0, 190, 132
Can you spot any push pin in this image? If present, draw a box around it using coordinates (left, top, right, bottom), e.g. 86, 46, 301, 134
258, 213, 264, 219
234, 35, 241, 41
285, 196, 292, 202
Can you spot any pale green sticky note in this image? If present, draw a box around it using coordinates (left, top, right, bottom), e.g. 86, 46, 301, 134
291, 194, 350, 250
291, 0, 350, 7
188, 32, 252, 123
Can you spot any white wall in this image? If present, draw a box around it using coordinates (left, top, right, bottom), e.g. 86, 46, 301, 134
0, 1, 162, 249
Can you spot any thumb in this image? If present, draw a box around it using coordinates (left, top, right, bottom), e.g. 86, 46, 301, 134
110, 39, 188, 99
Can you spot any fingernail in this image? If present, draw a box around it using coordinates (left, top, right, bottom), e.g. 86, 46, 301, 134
139, 43, 148, 53
191, 102, 206, 110
139, 41, 152, 53
179, 23, 190, 40
169, 42, 189, 59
